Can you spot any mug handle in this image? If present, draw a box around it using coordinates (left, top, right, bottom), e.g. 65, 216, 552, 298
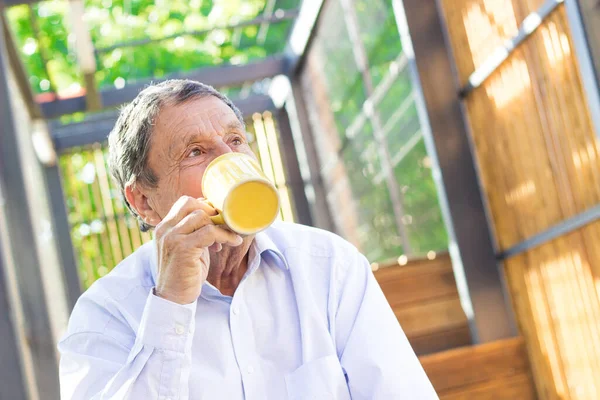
210, 212, 225, 225
205, 200, 225, 225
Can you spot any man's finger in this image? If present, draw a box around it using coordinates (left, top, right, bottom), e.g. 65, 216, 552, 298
159, 196, 217, 230
187, 225, 243, 248
209, 243, 223, 253
173, 209, 213, 235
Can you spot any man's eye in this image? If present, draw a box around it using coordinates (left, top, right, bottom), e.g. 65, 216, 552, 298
232, 138, 242, 146
187, 148, 204, 158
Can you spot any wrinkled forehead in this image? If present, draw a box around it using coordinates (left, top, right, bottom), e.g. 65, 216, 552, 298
152, 97, 242, 143
157, 96, 241, 128
148, 96, 245, 156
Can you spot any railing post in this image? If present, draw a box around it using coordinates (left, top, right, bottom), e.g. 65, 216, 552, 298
275, 108, 313, 226
0, 223, 28, 400
0, 19, 60, 399
392, 0, 517, 342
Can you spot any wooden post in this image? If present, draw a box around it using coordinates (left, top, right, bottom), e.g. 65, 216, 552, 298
0, 18, 60, 399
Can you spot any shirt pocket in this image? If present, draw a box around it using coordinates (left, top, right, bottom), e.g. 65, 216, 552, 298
285, 355, 351, 400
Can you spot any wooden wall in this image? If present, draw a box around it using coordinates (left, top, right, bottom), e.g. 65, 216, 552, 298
436, 0, 600, 398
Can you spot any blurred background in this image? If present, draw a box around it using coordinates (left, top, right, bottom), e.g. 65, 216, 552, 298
0, 0, 599, 399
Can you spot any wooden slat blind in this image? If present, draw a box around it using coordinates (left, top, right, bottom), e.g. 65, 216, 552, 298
436, 0, 600, 398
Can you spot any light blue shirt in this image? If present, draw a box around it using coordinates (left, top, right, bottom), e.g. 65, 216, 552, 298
58, 221, 437, 399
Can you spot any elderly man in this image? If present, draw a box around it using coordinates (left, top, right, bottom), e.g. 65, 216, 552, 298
58, 80, 437, 399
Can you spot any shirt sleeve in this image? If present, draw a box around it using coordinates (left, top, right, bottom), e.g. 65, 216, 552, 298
334, 251, 439, 399
58, 290, 196, 400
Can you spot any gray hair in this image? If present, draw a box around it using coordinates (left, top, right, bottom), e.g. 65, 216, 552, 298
107, 79, 245, 231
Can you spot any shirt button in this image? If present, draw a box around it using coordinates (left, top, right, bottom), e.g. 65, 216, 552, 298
175, 324, 185, 335
247, 365, 255, 375
232, 306, 240, 315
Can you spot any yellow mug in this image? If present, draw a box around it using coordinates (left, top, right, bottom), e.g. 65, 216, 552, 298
202, 152, 280, 235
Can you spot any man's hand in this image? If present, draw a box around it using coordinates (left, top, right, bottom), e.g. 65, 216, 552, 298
153, 196, 243, 304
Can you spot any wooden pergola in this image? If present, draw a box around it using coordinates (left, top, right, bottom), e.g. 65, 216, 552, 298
1, 0, 600, 398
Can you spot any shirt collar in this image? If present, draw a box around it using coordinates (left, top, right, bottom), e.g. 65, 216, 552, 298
250, 229, 289, 271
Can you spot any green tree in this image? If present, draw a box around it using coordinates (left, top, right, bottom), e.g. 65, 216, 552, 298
6, 0, 299, 95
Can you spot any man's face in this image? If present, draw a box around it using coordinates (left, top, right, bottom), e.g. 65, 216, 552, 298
141, 96, 254, 222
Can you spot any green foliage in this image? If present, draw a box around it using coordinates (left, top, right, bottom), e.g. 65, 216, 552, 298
311, 0, 448, 262
6, 0, 299, 95
394, 140, 449, 253
342, 127, 404, 262
354, 0, 403, 87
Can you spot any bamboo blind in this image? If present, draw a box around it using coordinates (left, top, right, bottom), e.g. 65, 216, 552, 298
436, 0, 600, 398
60, 143, 153, 289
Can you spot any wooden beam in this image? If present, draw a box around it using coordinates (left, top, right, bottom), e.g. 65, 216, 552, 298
2, 0, 39, 6
0, 12, 42, 118
68, 0, 102, 111
50, 94, 275, 151
83, 72, 102, 111
40, 56, 288, 118
288, 77, 336, 232
565, 0, 600, 139
274, 108, 313, 226
42, 165, 81, 311
285, 0, 331, 73
0, 236, 29, 400
0, 22, 60, 398
574, 0, 600, 75
96, 10, 299, 54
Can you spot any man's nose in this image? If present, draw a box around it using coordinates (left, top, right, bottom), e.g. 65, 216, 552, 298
214, 140, 233, 156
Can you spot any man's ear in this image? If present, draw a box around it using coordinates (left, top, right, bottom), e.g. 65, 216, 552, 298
124, 183, 161, 227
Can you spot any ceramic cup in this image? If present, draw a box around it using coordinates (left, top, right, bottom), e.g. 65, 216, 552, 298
202, 152, 280, 235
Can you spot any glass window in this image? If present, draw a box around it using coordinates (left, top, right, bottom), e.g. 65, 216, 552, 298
393, 141, 448, 254
311, 0, 366, 140
354, 0, 403, 87
300, 0, 449, 261
341, 131, 402, 261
